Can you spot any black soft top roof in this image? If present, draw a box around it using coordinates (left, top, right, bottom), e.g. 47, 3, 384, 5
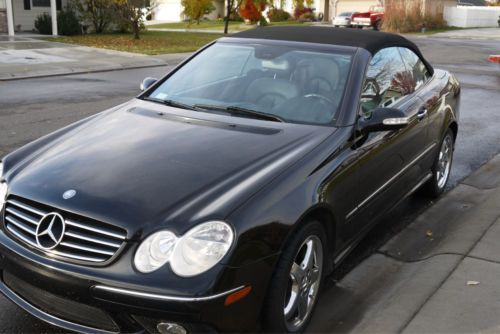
231, 26, 434, 74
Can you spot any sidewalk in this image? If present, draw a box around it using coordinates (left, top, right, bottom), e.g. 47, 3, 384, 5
308, 153, 500, 333
0, 36, 191, 81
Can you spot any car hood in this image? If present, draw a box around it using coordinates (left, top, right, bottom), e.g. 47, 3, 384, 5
6, 100, 335, 236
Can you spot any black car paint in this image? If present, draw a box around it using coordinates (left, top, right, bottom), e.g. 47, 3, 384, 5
0, 38, 460, 332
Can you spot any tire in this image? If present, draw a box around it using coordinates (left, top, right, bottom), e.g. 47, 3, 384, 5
263, 221, 327, 333
421, 129, 454, 198
374, 20, 381, 31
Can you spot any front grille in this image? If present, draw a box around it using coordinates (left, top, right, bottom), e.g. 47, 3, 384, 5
3, 197, 127, 263
3, 271, 119, 332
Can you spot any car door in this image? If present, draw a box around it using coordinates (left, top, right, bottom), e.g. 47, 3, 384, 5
344, 47, 431, 237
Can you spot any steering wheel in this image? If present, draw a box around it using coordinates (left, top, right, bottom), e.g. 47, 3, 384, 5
309, 76, 336, 92
304, 93, 334, 104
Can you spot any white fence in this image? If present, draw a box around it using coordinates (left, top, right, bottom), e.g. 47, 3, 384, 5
444, 6, 500, 28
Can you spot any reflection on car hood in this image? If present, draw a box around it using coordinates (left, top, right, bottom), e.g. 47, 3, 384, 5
7, 100, 335, 234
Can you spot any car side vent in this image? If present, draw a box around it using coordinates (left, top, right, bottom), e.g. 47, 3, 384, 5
3, 196, 127, 264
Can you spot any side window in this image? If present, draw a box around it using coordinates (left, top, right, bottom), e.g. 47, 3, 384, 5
360, 47, 414, 116
398, 47, 431, 90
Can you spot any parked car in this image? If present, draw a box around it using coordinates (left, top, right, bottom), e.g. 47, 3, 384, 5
352, 5, 384, 30
332, 11, 357, 27
0, 27, 460, 333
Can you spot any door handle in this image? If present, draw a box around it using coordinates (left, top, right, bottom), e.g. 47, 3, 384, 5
417, 107, 428, 121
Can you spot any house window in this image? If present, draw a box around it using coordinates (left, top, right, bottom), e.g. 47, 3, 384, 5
32, 0, 50, 6
30, 0, 62, 10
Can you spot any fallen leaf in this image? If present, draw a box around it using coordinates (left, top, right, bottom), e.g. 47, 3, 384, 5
467, 281, 480, 286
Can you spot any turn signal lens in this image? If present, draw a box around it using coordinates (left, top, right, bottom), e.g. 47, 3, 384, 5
224, 286, 252, 306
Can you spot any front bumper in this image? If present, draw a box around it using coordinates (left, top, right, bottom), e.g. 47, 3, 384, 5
0, 229, 278, 333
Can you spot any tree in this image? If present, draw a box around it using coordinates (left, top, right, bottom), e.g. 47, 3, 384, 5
181, 0, 215, 24
72, 0, 114, 33
112, 0, 152, 39
239, 0, 266, 23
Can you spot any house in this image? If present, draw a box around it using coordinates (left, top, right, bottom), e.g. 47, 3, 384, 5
1, 0, 67, 35
330, 0, 486, 20
151, 0, 225, 22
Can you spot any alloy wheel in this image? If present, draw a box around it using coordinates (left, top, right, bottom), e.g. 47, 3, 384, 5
437, 134, 453, 189
283, 235, 323, 332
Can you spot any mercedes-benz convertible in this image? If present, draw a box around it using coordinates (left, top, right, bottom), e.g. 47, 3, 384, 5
0, 27, 460, 333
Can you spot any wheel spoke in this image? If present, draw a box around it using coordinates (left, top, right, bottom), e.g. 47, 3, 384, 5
300, 240, 314, 271
310, 266, 320, 283
297, 293, 308, 319
284, 290, 299, 319
291, 262, 305, 283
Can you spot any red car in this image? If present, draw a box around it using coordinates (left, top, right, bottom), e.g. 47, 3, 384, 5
352, 5, 384, 30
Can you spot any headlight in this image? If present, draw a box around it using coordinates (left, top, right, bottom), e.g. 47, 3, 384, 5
134, 231, 177, 273
0, 161, 6, 211
0, 182, 6, 211
134, 221, 234, 276
170, 221, 234, 277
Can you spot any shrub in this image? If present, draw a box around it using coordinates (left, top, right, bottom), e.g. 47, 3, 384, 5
298, 11, 314, 21
34, 13, 53, 35
58, 6, 81, 35
267, 8, 291, 22
293, 6, 312, 19
229, 11, 244, 21
72, 0, 114, 34
182, 0, 216, 24
382, 0, 447, 33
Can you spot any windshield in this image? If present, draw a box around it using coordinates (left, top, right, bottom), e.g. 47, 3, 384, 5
147, 42, 353, 125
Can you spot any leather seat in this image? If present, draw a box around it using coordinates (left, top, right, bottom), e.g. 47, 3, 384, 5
243, 78, 299, 109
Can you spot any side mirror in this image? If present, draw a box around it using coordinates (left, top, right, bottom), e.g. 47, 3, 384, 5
140, 77, 158, 91
358, 107, 409, 134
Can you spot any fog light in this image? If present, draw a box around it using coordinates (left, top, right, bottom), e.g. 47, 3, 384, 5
157, 322, 187, 334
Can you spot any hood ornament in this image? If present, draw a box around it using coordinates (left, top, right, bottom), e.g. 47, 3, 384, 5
62, 189, 77, 200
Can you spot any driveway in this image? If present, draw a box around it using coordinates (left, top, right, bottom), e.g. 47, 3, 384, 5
0, 35, 174, 80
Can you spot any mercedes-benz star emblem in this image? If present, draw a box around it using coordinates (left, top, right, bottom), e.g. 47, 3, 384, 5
62, 189, 77, 200
35, 213, 66, 250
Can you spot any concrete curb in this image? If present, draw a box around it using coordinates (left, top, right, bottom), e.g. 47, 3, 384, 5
0, 63, 170, 82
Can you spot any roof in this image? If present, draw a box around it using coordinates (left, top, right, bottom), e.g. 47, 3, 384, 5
231, 26, 434, 74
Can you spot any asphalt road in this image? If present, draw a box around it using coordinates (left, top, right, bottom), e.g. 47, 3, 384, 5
0, 35, 500, 332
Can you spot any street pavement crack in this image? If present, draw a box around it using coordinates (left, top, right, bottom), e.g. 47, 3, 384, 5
398, 209, 500, 333
376, 250, 465, 263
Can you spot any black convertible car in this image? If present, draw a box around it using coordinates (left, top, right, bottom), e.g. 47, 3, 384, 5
0, 27, 460, 333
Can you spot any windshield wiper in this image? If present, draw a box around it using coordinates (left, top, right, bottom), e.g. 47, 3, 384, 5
194, 104, 284, 123
143, 97, 202, 112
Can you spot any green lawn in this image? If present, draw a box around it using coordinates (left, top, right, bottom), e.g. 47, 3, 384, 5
148, 20, 248, 31
48, 31, 224, 55
147, 20, 313, 31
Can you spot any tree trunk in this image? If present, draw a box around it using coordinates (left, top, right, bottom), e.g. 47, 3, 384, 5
224, 0, 233, 34
132, 22, 140, 39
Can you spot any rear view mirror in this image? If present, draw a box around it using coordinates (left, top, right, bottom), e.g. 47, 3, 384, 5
358, 108, 409, 134
140, 77, 158, 91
